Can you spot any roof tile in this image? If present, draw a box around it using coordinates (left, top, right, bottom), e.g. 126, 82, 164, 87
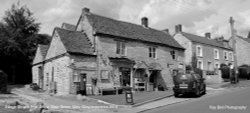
84, 13, 184, 49
56, 28, 94, 55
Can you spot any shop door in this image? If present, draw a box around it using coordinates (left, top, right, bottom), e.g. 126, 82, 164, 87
120, 67, 131, 87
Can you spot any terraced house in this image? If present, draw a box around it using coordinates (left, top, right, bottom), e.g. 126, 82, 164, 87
32, 8, 185, 95
173, 25, 234, 75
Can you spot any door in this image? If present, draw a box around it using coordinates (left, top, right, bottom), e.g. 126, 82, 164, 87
149, 70, 158, 90
78, 73, 87, 95
38, 66, 43, 89
119, 67, 131, 87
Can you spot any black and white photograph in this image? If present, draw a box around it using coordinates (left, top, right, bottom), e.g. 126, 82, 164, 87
0, 0, 250, 113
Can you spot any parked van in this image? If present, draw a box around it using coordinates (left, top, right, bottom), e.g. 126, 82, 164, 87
173, 70, 206, 97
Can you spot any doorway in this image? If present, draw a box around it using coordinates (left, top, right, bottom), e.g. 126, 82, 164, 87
38, 66, 43, 89
149, 70, 158, 90
119, 67, 131, 87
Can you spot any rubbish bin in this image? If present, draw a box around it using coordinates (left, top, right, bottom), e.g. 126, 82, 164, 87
124, 87, 134, 104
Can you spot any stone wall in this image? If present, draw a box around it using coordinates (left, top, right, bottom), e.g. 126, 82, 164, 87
191, 42, 234, 70
32, 64, 42, 84
43, 56, 72, 95
174, 33, 234, 71
97, 36, 185, 87
235, 37, 250, 66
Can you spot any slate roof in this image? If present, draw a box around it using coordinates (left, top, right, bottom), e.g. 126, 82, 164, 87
55, 27, 94, 55
181, 32, 232, 50
84, 13, 184, 50
39, 44, 49, 58
61, 23, 76, 31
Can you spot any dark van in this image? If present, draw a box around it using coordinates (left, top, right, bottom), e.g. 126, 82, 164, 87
173, 70, 206, 97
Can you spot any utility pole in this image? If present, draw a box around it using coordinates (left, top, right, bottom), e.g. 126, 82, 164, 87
229, 16, 238, 84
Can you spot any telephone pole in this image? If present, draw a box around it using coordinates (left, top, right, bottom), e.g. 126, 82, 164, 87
229, 16, 238, 84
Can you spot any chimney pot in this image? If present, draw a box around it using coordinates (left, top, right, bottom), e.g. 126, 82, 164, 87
141, 17, 148, 28
175, 24, 182, 33
205, 32, 211, 39
82, 7, 90, 14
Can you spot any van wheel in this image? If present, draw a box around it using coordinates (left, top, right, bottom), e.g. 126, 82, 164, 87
203, 85, 206, 95
195, 89, 200, 97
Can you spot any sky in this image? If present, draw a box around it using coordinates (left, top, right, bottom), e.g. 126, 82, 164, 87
0, 0, 250, 39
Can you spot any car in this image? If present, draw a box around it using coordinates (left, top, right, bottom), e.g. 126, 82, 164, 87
173, 71, 206, 97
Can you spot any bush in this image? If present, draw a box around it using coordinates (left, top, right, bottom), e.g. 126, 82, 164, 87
0, 70, 7, 94
238, 65, 250, 79
220, 65, 230, 79
193, 68, 203, 77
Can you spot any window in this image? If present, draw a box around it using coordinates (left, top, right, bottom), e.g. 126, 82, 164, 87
196, 45, 203, 57
170, 50, 176, 60
229, 52, 234, 61
116, 41, 126, 55
224, 51, 228, 60
214, 49, 219, 59
214, 63, 220, 69
207, 62, 212, 71
73, 72, 80, 82
149, 47, 156, 58
197, 60, 203, 69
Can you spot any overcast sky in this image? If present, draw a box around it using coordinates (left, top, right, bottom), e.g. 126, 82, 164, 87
0, 0, 250, 39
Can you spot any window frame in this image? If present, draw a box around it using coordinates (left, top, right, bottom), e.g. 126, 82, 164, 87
214, 49, 219, 60
116, 41, 126, 56
229, 52, 234, 61
171, 50, 177, 60
149, 46, 157, 59
214, 62, 220, 69
223, 51, 229, 60
197, 60, 203, 70
196, 45, 203, 57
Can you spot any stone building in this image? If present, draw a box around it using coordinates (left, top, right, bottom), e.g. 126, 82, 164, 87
32, 8, 185, 95
32, 44, 49, 89
228, 17, 250, 67
173, 25, 234, 75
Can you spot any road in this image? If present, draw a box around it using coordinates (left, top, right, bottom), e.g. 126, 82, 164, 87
143, 86, 250, 113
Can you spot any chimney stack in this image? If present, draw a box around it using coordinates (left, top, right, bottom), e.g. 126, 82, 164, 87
163, 29, 169, 34
141, 17, 148, 28
82, 7, 90, 14
247, 31, 250, 38
205, 32, 211, 39
175, 24, 182, 33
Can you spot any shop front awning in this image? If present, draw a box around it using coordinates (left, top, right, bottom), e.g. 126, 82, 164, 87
148, 62, 163, 71
109, 57, 135, 63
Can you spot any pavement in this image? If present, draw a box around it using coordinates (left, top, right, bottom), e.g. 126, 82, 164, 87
3, 80, 242, 113
89, 90, 173, 106
142, 81, 250, 113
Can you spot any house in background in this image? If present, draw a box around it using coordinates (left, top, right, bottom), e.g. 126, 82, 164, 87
32, 44, 49, 89
32, 8, 185, 95
173, 25, 234, 76
228, 17, 250, 67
